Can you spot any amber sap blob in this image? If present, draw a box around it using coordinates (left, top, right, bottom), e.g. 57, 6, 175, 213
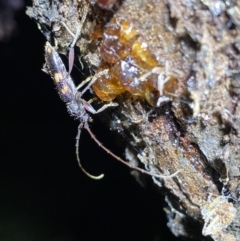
92, 17, 178, 106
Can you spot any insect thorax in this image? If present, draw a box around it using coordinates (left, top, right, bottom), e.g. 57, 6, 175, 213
66, 93, 89, 122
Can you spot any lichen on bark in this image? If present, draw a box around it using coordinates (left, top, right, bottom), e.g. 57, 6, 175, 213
26, 0, 240, 240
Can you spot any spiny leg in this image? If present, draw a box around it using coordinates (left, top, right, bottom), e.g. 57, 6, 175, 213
84, 122, 181, 179
82, 99, 118, 115
76, 69, 109, 93
93, 102, 118, 114
87, 97, 97, 104
76, 76, 92, 90
81, 70, 109, 95
76, 123, 104, 180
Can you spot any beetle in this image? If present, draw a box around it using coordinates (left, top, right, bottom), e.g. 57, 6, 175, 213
43, 17, 180, 180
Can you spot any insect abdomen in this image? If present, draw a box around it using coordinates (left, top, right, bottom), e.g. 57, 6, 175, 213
44, 42, 76, 103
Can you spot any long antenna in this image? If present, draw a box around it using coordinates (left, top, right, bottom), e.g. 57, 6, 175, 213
76, 123, 104, 179
84, 122, 181, 179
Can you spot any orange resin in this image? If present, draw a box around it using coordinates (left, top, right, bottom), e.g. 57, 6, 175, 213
92, 17, 178, 106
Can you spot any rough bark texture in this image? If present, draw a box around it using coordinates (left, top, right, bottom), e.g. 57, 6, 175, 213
26, 0, 240, 240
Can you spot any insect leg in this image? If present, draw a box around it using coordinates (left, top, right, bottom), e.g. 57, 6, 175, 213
87, 98, 97, 104
76, 76, 92, 90
76, 69, 109, 92
81, 70, 109, 95
76, 123, 104, 180
82, 99, 118, 115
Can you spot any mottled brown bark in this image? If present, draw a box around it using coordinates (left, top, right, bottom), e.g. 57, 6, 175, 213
26, 0, 240, 240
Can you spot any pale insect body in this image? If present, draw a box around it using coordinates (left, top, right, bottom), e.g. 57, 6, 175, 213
45, 42, 85, 119
44, 42, 107, 179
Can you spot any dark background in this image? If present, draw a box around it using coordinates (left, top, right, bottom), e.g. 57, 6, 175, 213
0, 1, 177, 240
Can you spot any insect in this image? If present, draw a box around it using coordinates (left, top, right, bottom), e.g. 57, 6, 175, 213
43, 22, 180, 180
44, 42, 115, 179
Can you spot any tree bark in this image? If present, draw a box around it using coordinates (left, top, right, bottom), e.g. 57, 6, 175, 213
26, 0, 240, 240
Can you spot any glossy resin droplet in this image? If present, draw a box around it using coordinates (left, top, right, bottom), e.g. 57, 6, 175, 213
93, 17, 179, 106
